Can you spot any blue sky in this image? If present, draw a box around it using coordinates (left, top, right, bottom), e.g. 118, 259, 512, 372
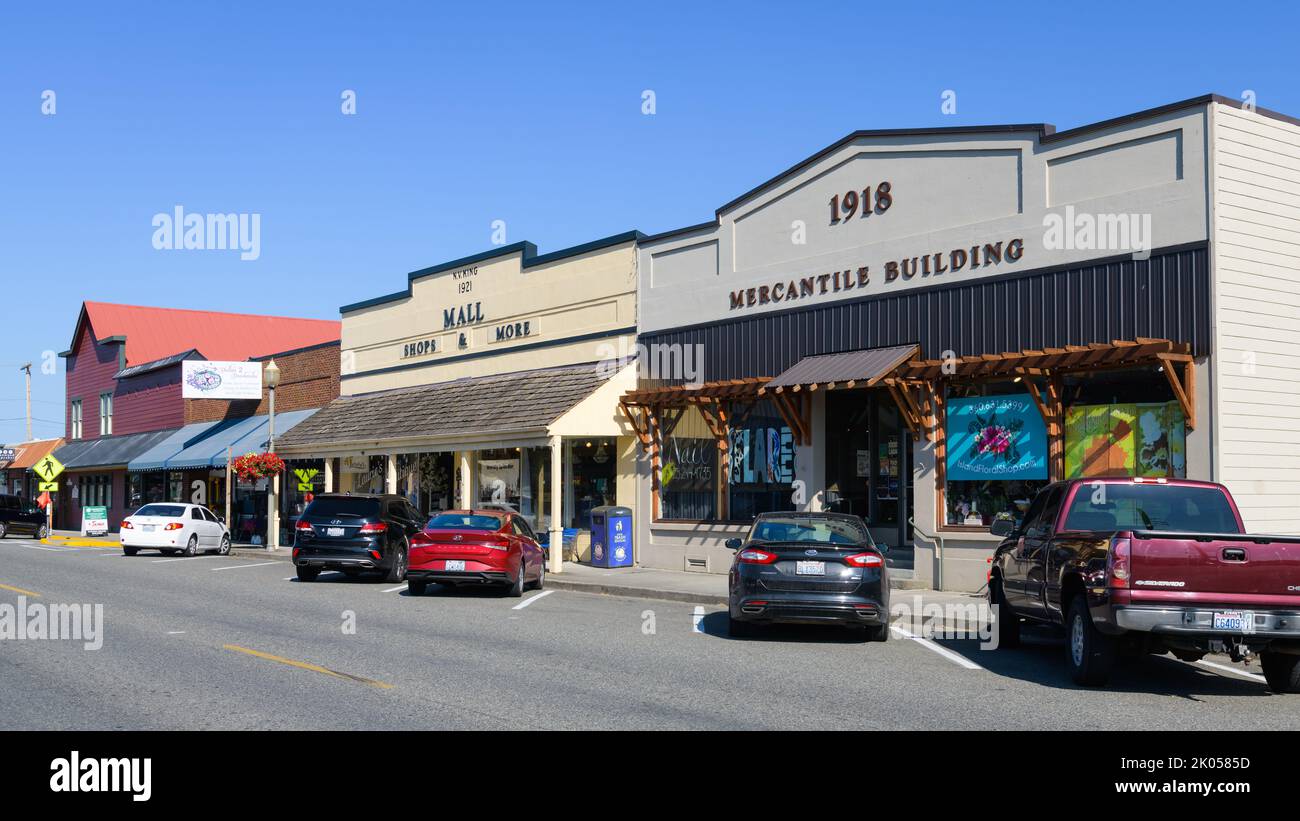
1, 1, 1297, 444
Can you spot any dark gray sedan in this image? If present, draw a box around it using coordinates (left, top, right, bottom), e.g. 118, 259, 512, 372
726, 512, 889, 640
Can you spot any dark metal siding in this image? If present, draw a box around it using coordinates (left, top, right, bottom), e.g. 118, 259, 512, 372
641, 244, 1210, 383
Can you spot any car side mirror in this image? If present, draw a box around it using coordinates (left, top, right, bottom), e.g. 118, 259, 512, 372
989, 519, 1016, 538
876, 542, 890, 555
218, 516, 226, 524
724, 538, 742, 550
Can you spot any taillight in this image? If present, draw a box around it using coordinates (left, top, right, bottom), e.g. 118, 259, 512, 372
1108, 537, 1131, 588
121, 520, 133, 529
296, 520, 314, 534
844, 552, 885, 568
164, 523, 184, 531
359, 522, 388, 535
737, 548, 777, 564
481, 537, 510, 552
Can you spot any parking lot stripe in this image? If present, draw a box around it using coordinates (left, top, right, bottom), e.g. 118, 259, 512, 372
1196, 659, 1268, 683
222, 644, 393, 689
511, 590, 554, 610
890, 623, 983, 670
0, 582, 41, 597
381, 583, 408, 593
212, 562, 279, 572
151, 555, 222, 564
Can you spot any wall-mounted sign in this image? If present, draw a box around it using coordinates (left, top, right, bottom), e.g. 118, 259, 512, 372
401, 338, 439, 359
946, 393, 1047, 481
492, 319, 537, 343
0, 448, 16, 463
183, 360, 263, 400
727, 237, 1024, 312
442, 301, 484, 329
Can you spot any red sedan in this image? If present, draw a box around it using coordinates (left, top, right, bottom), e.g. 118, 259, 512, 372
406, 510, 546, 598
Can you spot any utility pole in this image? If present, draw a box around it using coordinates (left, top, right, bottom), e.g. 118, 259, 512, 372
19, 363, 32, 442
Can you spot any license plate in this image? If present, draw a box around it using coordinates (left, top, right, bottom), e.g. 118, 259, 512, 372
795, 560, 825, 576
142, 525, 155, 533
445, 560, 466, 572
326, 527, 345, 537
1213, 610, 1255, 632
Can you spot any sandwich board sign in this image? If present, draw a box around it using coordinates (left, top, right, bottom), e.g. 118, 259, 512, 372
82, 505, 109, 537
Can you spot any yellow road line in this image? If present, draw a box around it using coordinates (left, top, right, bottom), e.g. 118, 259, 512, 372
222, 644, 393, 689
0, 582, 41, 597
41, 537, 118, 548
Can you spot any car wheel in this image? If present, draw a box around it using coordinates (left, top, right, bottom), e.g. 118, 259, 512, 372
123, 546, 138, 556
728, 612, 758, 638
184, 535, 198, 557
0, 522, 8, 539
1066, 595, 1116, 686
407, 580, 428, 597
865, 623, 890, 642
989, 576, 1020, 648
384, 542, 408, 583
531, 558, 545, 591
1261, 652, 1300, 694
296, 566, 320, 582
507, 560, 524, 598
217, 535, 231, 556
36, 523, 48, 540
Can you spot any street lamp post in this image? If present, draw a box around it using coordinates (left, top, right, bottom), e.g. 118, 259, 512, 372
264, 359, 281, 550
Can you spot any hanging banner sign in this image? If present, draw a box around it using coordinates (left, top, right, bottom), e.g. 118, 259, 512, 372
478, 459, 520, 499
183, 360, 264, 400
946, 393, 1048, 481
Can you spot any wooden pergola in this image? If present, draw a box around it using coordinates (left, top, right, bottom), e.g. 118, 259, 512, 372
620, 338, 1197, 518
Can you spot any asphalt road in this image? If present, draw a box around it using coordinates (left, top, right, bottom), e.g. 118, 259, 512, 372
1, 536, 1296, 730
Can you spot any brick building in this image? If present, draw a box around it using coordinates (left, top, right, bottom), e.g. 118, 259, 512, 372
52, 302, 340, 536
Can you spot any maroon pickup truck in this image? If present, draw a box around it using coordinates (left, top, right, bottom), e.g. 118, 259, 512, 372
988, 478, 1300, 691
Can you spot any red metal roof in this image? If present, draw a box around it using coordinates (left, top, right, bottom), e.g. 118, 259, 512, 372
75, 302, 340, 367
6, 438, 65, 470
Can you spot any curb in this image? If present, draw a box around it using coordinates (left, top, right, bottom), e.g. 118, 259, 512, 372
544, 578, 728, 606
230, 548, 293, 562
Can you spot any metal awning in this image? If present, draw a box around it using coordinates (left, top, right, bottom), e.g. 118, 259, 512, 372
127, 421, 225, 472
760, 344, 919, 393
167, 409, 318, 469
54, 428, 182, 472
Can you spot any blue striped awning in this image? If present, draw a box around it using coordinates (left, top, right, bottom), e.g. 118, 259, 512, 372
166, 409, 320, 470
126, 421, 225, 472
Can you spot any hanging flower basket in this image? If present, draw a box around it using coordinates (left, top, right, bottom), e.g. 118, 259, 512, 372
232, 452, 286, 482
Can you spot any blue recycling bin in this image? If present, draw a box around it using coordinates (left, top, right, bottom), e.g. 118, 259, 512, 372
589, 505, 633, 568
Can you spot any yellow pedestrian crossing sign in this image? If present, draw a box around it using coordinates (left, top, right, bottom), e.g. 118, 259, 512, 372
32, 454, 65, 483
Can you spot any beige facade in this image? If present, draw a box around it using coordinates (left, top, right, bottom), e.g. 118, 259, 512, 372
278, 232, 644, 571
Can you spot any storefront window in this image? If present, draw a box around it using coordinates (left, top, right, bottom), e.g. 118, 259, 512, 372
660, 406, 718, 521
566, 438, 616, 529
397, 453, 453, 517
944, 385, 1049, 527
1062, 368, 1185, 479
283, 459, 326, 521
728, 402, 795, 521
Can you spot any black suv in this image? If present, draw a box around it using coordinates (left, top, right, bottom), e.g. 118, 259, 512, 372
0, 494, 48, 539
292, 493, 423, 582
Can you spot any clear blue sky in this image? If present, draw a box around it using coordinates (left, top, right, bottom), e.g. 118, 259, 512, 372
1, 1, 1297, 444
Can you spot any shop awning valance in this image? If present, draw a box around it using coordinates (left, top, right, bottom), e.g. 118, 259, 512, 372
759, 344, 919, 394
168, 409, 318, 469
274, 363, 618, 454
619, 377, 770, 407
897, 338, 1191, 380
53, 428, 182, 472
128, 420, 225, 472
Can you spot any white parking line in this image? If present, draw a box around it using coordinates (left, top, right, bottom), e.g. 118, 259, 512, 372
891, 623, 984, 670
381, 583, 408, 593
152, 555, 222, 564
1197, 659, 1268, 683
211, 562, 279, 572
512, 590, 555, 610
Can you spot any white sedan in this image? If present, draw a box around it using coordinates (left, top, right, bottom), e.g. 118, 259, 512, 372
120, 503, 231, 557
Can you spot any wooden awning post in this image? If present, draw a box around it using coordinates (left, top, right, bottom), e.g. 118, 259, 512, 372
1157, 353, 1196, 430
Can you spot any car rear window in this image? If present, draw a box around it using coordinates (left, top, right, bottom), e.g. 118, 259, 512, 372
304, 497, 381, 519
135, 504, 186, 518
749, 516, 869, 545
1062, 484, 1241, 534
426, 513, 503, 531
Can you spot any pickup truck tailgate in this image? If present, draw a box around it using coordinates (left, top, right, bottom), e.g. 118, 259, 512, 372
1130, 531, 1300, 599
